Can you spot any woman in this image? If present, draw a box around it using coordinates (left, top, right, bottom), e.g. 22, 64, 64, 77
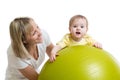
5, 17, 54, 80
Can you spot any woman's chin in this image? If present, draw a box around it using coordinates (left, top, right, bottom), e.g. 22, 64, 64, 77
38, 40, 43, 43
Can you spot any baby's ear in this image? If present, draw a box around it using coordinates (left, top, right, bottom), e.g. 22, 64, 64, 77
86, 27, 88, 32
69, 26, 71, 31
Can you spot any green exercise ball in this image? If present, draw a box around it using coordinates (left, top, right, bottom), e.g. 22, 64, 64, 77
38, 45, 120, 80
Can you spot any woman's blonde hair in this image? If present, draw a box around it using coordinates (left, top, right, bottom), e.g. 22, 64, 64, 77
69, 14, 88, 28
10, 17, 33, 59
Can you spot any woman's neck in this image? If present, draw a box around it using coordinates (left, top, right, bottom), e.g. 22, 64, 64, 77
26, 44, 38, 60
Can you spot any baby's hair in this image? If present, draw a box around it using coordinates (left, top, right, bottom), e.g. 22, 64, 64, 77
69, 15, 88, 28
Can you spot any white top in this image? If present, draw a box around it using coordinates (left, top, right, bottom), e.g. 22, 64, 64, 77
5, 29, 51, 80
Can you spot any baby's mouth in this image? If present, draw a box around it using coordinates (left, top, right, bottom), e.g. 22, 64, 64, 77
76, 32, 81, 34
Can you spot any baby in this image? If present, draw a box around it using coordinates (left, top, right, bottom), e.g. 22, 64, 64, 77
50, 14, 102, 62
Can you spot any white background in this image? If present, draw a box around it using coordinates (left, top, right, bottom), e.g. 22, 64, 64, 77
0, 0, 120, 80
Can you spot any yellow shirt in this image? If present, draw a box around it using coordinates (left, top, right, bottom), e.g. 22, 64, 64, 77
57, 33, 96, 48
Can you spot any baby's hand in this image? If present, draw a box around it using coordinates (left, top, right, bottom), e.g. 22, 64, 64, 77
93, 42, 102, 49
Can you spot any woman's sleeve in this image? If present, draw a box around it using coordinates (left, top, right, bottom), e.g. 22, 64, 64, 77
42, 29, 51, 46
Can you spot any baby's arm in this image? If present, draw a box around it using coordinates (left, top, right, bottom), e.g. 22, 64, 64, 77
49, 45, 62, 62
86, 34, 102, 49
93, 41, 102, 49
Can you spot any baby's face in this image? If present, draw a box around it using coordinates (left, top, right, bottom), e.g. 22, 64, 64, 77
69, 18, 87, 41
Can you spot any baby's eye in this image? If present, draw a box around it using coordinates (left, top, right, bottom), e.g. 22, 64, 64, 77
81, 26, 84, 28
73, 26, 77, 28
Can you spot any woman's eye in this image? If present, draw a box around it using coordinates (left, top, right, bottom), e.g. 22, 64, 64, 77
32, 31, 37, 35
37, 26, 39, 29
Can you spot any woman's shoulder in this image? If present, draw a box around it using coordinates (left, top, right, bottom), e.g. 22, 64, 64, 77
7, 44, 13, 55
38, 29, 51, 46
41, 29, 48, 34
41, 29, 49, 38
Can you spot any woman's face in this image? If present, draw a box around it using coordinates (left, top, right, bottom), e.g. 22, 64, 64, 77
25, 20, 43, 45
69, 18, 87, 41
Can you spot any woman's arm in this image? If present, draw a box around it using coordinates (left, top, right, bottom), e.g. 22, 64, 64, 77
49, 45, 62, 62
19, 65, 39, 80
46, 43, 54, 57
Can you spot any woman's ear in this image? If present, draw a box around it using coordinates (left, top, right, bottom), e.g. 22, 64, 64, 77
22, 35, 28, 44
23, 40, 27, 44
